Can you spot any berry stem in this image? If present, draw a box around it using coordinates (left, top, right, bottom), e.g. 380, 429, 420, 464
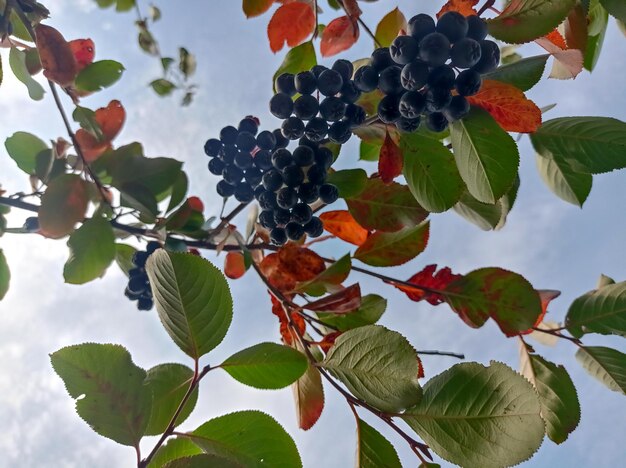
477, 0, 496, 17
335, 0, 382, 48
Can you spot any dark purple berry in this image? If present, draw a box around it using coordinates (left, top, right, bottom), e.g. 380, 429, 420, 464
220, 145, 237, 164
293, 145, 315, 166
277, 187, 298, 209
291, 203, 313, 224
371, 47, 394, 71
354, 65, 379, 92
455, 69, 482, 96
235, 132, 256, 152
304, 216, 324, 237
378, 66, 403, 95
254, 150, 273, 170
298, 183, 320, 203
208, 157, 225, 175
396, 117, 421, 133
274, 208, 291, 226
259, 190, 278, 210
262, 169, 283, 192
273, 129, 289, 149
132, 251, 149, 267
216, 180, 235, 197
256, 130, 276, 151
339, 81, 361, 103
245, 167, 263, 186
272, 148, 294, 171
399, 91, 426, 119
467, 15, 488, 41
426, 112, 449, 133
378, 95, 401, 123
295, 71, 317, 94
270, 227, 288, 245
223, 165, 244, 184
315, 146, 334, 169
473, 40, 500, 73
307, 164, 327, 185
332, 59, 353, 82
319, 184, 339, 204
345, 103, 366, 127
137, 297, 153, 311
425, 87, 452, 112
305, 117, 329, 142
204, 138, 222, 157
285, 222, 305, 240
283, 165, 305, 187
128, 276, 148, 294
320, 97, 347, 122
294, 94, 320, 120
427, 65, 456, 89
436, 11, 468, 42
270, 93, 294, 119
450, 38, 482, 68
281, 117, 305, 140
328, 120, 352, 144
259, 210, 277, 229
317, 69, 344, 96
276, 73, 296, 96
311, 64, 329, 77
443, 95, 470, 121
390, 35, 419, 65
238, 117, 259, 136
234, 150, 254, 169
401, 61, 429, 91
220, 126, 238, 145
419, 32, 451, 67
408, 13, 436, 41
146, 241, 161, 254
234, 182, 254, 202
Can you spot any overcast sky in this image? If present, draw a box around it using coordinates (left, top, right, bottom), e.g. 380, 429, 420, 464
0, 1, 624, 467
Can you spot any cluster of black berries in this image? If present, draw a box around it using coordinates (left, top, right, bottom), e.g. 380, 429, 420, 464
353, 12, 498, 133
256, 138, 338, 245
205, 117, 289, 202
270, 59, 367, 145
124, 241, 161, 310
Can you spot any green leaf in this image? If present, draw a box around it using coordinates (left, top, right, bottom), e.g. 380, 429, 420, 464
119, 182, 159, 218
149, 438, 203, 468
115, 243, 137, 277
374, 7, 407, 47
357, 418, 402, 468
0, 249, 9, 301
178, 47, 197, 78
8, 47, 45, 101
273, 41, 317, 91
39, 174, 90, 239
50, 343, 151, 446
321, 325, 422, 412
483, 54, 549, 91
487, 0, 577, 44
575, 346, 626, 394
75, 60, 125, 92
450, 108, 520, 204
243, 0, 274, 18
346, 179, 428, 232
317, 294, 387, 331
166, 171, 189, 213
444, 268, 542, 336
220, 342, 308, 390
185, 411, 302, 467
163, 454, 242, 468
402, 361, 544, 468
401, 132, 465, 213
145, 250, 233, 359
63, 217, 115, 284
116, 0, 136, 12
359, 141, 381, 161
144, 363, 199, 436
535, 152, 592, 207
584, 0, 609, 71
600, 0, 626, 20
530, 117, 626, 174
73, 106, 104, 140
354, 221, 429, 267
327, 169, 367, 198
520, 352, 580, 444
565, 281, 626, 338
151, 79, 177, 96
5, 131, 48, 174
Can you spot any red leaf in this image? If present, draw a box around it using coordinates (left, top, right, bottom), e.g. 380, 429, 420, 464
35, 24, 79, 86
341, 0, 362, 18
291, 343, 324, 430
69, 39, 95, 71
321, 16, 360, 57
436, 0, 479, 18
417, 356, 425, 379
305, 284, 362, 313
260, 245, 326, 292
224, 252, 246, 279
319, 331, 342, 353
467, 79, 542, 133
75, 100, 126, 162
394, 264, 462, 305
267, 2, 315, 53
319, 210, 369, 246
378, 130, 403, 184
544, 29, 567, 50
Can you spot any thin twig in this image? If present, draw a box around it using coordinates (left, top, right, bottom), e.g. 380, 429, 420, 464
477, 0, 496, 16
211, 202, 249, 237
531, 327, 582, 345
417, 350, 465, 359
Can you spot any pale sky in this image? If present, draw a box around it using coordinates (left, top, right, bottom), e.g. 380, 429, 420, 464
0, 1, 624, 467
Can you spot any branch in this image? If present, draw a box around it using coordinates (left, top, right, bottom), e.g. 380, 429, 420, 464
417, 350, 465, 359
335, 0, 381, 48
531, 327, 582, 345
477, 0, 497, 16
210, 202, 249, 237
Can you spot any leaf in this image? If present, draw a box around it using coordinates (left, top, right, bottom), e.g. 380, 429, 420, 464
354, 221, 430, 267
75, 100, 126, 162
402, 361, 544, 468
600, 0, 626, 21
267, 2, 315, 53
322, 325, 422, 412
75, 60, 125, 92
321, 16, 359, 57
360, 141, 381, 161
292, 342, 325, 430
453, 191, 503, 230
319, 210, 369, 246
487, 0, 577, 44
519, 351, 580, 444
148, 438, 203, 468
346, 178, 428, 232
145, 250, 233, 360
178, 47, 196, 78
261, 244, 326, 292
530, 117, 626, 174
565, 281, 626, 338
185, 411, 302, 466
437, 0, 479, 18
356, 418, 402, 468
0, 249, 9, 301
394, 264, 462, 306
35, 24, 78, 86
63, 217, 115, 284
484, 54, 549, 91
575, 346, 626, 394
450, 107, 520, 204
401, 132, 464, 213
467, 80, 542, 133
39, 174, 89, 239
144, 363, 199, 436
163, 454, 241, 468
8, 48, 45, 100
305, 283, 362, 313
326, 168, 367, 198
151, 78, 177, 96
535, 152, 592, 207
317, 294, 387, 331
243, 0, 274, 18
378, 131, 403, 184
167, 172, 189, 213
444, 267, 543, 336
221, 342, 308, 389
564, 5, 588, 52
115, 243, 137, 277
4, 131, 48, 174
535, 36, 584, 80
273, 41, 317, 91
69, 39, 95, 70
374, 7, 407, 47
584, 0, 609, 71
295, 254, 351, 295
50, 343, 151, 446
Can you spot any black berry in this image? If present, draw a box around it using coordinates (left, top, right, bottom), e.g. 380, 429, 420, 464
277, 187, 298, 209
436, 11, 468, 43
419, 33, 451, 67
220, 126, 238, 145
262, 169, 284, 192
371, 47, 394, 71
256, 130, 276, 150
443, 95, 470, 121
378, 66, 403, 95
328, 121, 352, 144
319, 184, 339, 204
304, 216, 324, 237
295, 71, 317, 94
276, 73, 296, 96
291, 203, 313, 224
270, 227, 288, 245
317, 69, 344, 96
208, 157, 225, 175
466, 15, 488, 41
283, 165, 305, 187
332, 59, 354, 82
281, 117, 305, 140
426, 112, 449, 133
272, 148, 294, 170
408, 14, 436, 41
427, 65, 456, 89
294, 94, 319, 120
216, 180, 235, 197
204, 138, 222, 157
399, 91, 426, 119
354, 65, 379, 92
456, 69, 482, 96
285, 222, 305, 240
293, 145, 315, 166
473, 40, 500, 73
396, 117, 421, 133
270, 93, 294, 119
236, 132, 256, 152
401, 61, 429, 91
305, 117, 329, 142
450, 38, 482, 69
390, 35, 419, 65
320, 97, 347, 122
378, 95, 401, 123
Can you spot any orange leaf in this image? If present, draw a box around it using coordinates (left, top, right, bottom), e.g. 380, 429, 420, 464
35, 24, 79, 86
544, 29, 567, 50
417, 356, 425, 379
242, 0, 274, 18
467, 79, 542, 133
224, 252, 246, 279
261, 245, 326, 292
75, 100, 126, 163
319, 210, 369, 246
378, 130, 403, 184
320, 16, 360, 57
394, 264, 462, 305
69, 39, 95, 71
267, 2, 315, 53
437, 0, 478, 18
291, 343, 324, 430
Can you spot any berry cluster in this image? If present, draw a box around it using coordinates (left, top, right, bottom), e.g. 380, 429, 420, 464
124, 241, 162, 310
270, 59, 367, 145
353, 12, 498, 133
256, 138, 338, 245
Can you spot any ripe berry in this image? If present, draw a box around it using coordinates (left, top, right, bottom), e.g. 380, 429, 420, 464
137, 297, 153, 311
444, 95, 470, 121
311, 64, 329, 77
401, 61, 429, 91
399, 91, 426, 119
220, 145, 237, 164
216, 180, 235, 197
276, 73, 296, 96
332, 59, 354, 81
307, 164, 327, 185
281, 117, 305, 140
254, 150, 273, 170
305, 118, 329, 142
283, 165, 305, 187
132, 250, 149, 267
426, 112, 449, 132
390, 35, 419, 65
286, 222, 305, 240
244, 167, 263, 186
259, 190, 278, 210
277, 187, 298, 208
427, 65, 456, 89
466, 15, 488, 41
273, 129, 290, 149
146, 241, 161, 254
294, 94, 319, 120
291, 203, 313, 224
204, 138, 222, 157
371, 47, 394, 71
220, 126, 238, 145
345, 103, 366, 127
304, 216, 324, 237
270, 227, 288, 245
238, 117, 259, 136
23, 216, 40, 232
272, 148, 293, 170
234, 149, 254, 169
299, 137, 319, 150
425, 87, 452, 112
456, 69, 482, 96
473, 40, 500, 73
128, 276, 148, 294
378, 66, 403, 95
354, 65, 379, 92
436, 11, 468, 42
256, 130, 276, 150
208, 157, 225, 175
328, 121, 352, 144
320, 97, 347, 122
419, 33, 451, 67
295, 71, 317, 94
293, 145, 315, 166
270, 93, 294, 119
274, 208, 291, 226
396, 117, 421, 133
259, 210, 277, 229
450, 38, 482, 68
319, 184, 339, 204
223, 165, 244, 184
315, 147, 334, 169
234, 182, 254, 202
378, 95, 401, 123
408, 13, 436, 41
317, 69, 344, 96
339, 81, 361, 103
298, 183, 320, 203
262, 169, 284, 191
